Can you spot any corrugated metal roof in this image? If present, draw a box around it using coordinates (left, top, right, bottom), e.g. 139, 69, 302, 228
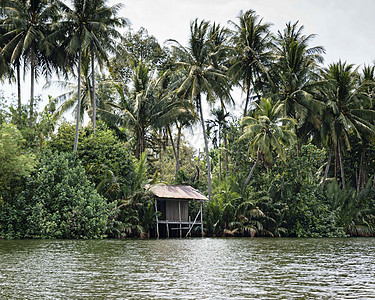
149, 185, 208, 201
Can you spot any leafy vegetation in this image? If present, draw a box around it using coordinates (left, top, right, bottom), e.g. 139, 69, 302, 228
0, 4, 374, 238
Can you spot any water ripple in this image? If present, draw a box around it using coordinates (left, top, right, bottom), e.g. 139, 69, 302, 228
0, 238, 375, 299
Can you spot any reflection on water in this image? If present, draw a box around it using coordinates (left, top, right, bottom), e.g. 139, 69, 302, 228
0, 238, 374, 299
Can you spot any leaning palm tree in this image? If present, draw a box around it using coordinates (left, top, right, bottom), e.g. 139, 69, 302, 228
56, 0, 126, 151
319, 61, 375, 188
240, 98, 296, 188
169, 19, 232, 200
228, 9, 273, 116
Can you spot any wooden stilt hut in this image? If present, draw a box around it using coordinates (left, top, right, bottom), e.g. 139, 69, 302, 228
149, 185, 208, 238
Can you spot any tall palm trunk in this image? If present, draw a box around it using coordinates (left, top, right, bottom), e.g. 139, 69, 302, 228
334, 145, 338, 179
91, 51, 96, 132
168, 125, 181, 182
357, 144, 365, 193
140, 127, 145, 157
223, 132, 229, 177
198, 93, 211, 201
244, 147, 260, 188
175, 126, 182, 178
338, 139, 345, 188
295, 124, 300, 177
16, 62, 21, 119
73, 46, 82, 153
322, 145, 333, 188
29, 50, 35, 126
243, 79, 251, 117
159, 130, 163, 182
135, 131, 140, 159
218, 129, 222, 182
135, 126, 145, 159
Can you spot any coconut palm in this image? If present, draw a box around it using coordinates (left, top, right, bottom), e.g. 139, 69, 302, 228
47, 54, 96, 125
240, 97, 296, 188
170, 19, 232, 200
273, 21, 325, 147
206, 107, 231, 180
56, 0, 125, 151
319, 61, 375, 188
228, 9, 273, 116
1, 0, 59, 123
105, 61, 192, 160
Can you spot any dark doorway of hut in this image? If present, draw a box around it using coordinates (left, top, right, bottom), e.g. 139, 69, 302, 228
149, 185, 208, 238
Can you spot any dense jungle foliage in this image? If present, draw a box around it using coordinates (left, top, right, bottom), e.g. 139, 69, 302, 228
1, 1, 374, 238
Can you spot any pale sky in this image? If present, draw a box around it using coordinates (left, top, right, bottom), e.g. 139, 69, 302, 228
122, 0, 375, 66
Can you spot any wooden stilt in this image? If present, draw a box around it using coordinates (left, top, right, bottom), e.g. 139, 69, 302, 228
200, 200, 203, 237
179, 200, 182, 238
188, 216, 191, 237
155, 199, 159, 239
185, 209, 201, 237
166, 221, 169, 238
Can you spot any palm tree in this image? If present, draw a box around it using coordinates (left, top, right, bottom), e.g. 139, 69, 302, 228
57, 0, 125, 151
206, 107, 231, 180
228, 9, 273, 116
1, 0, 59, 123
240, 98, 296, 188
273, 21, 325, 149
104, 61, 191, 160
319, 61, 375, 188
47, 54, 95, 125
170, 19, 232, 200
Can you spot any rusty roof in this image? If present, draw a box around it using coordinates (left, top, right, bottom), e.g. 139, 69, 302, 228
149, 185, 208, 201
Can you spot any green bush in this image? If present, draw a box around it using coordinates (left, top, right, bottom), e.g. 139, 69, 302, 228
0, 124, 35, 204
47, 122, 136, 201
23, 150, 111, 238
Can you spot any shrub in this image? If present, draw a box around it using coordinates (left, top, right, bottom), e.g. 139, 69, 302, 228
24, 150, 111, 238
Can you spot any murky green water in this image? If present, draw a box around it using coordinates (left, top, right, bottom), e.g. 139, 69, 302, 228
0, 238, 374, 299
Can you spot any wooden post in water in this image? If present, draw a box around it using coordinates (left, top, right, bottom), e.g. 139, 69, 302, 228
200, 200, 203, 237
155, 199, 159, 239
179, 200, 182, 238
166, 221, 169, 238
188, 215, 191, 237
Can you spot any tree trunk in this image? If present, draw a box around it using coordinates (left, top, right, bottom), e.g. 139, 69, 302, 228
322, 145, 332, 188
140, 127, 145, 157
73, 46, 82, 153
198, 93, 212, 200
193, 149, 200, 183
159, 130, 163, 182
244, 147, 260, 188
135, 130, 141, 159
224, 132, 229, 177
167, 126, 179, 182
295, 124, 300, 177
295, 125, 300, 157
91, 52, 96, 132
357, 144, 365, 193
29, 50, 35, 126
17, 62, 21, 119
338, 139, 345, 188
218, 128, 222, 182
243, 85, 251, 117
334, 145, 338, 179
176, 125, 182, 179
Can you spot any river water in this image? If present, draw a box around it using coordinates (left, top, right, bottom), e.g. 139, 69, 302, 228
0, 238, 374, 299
